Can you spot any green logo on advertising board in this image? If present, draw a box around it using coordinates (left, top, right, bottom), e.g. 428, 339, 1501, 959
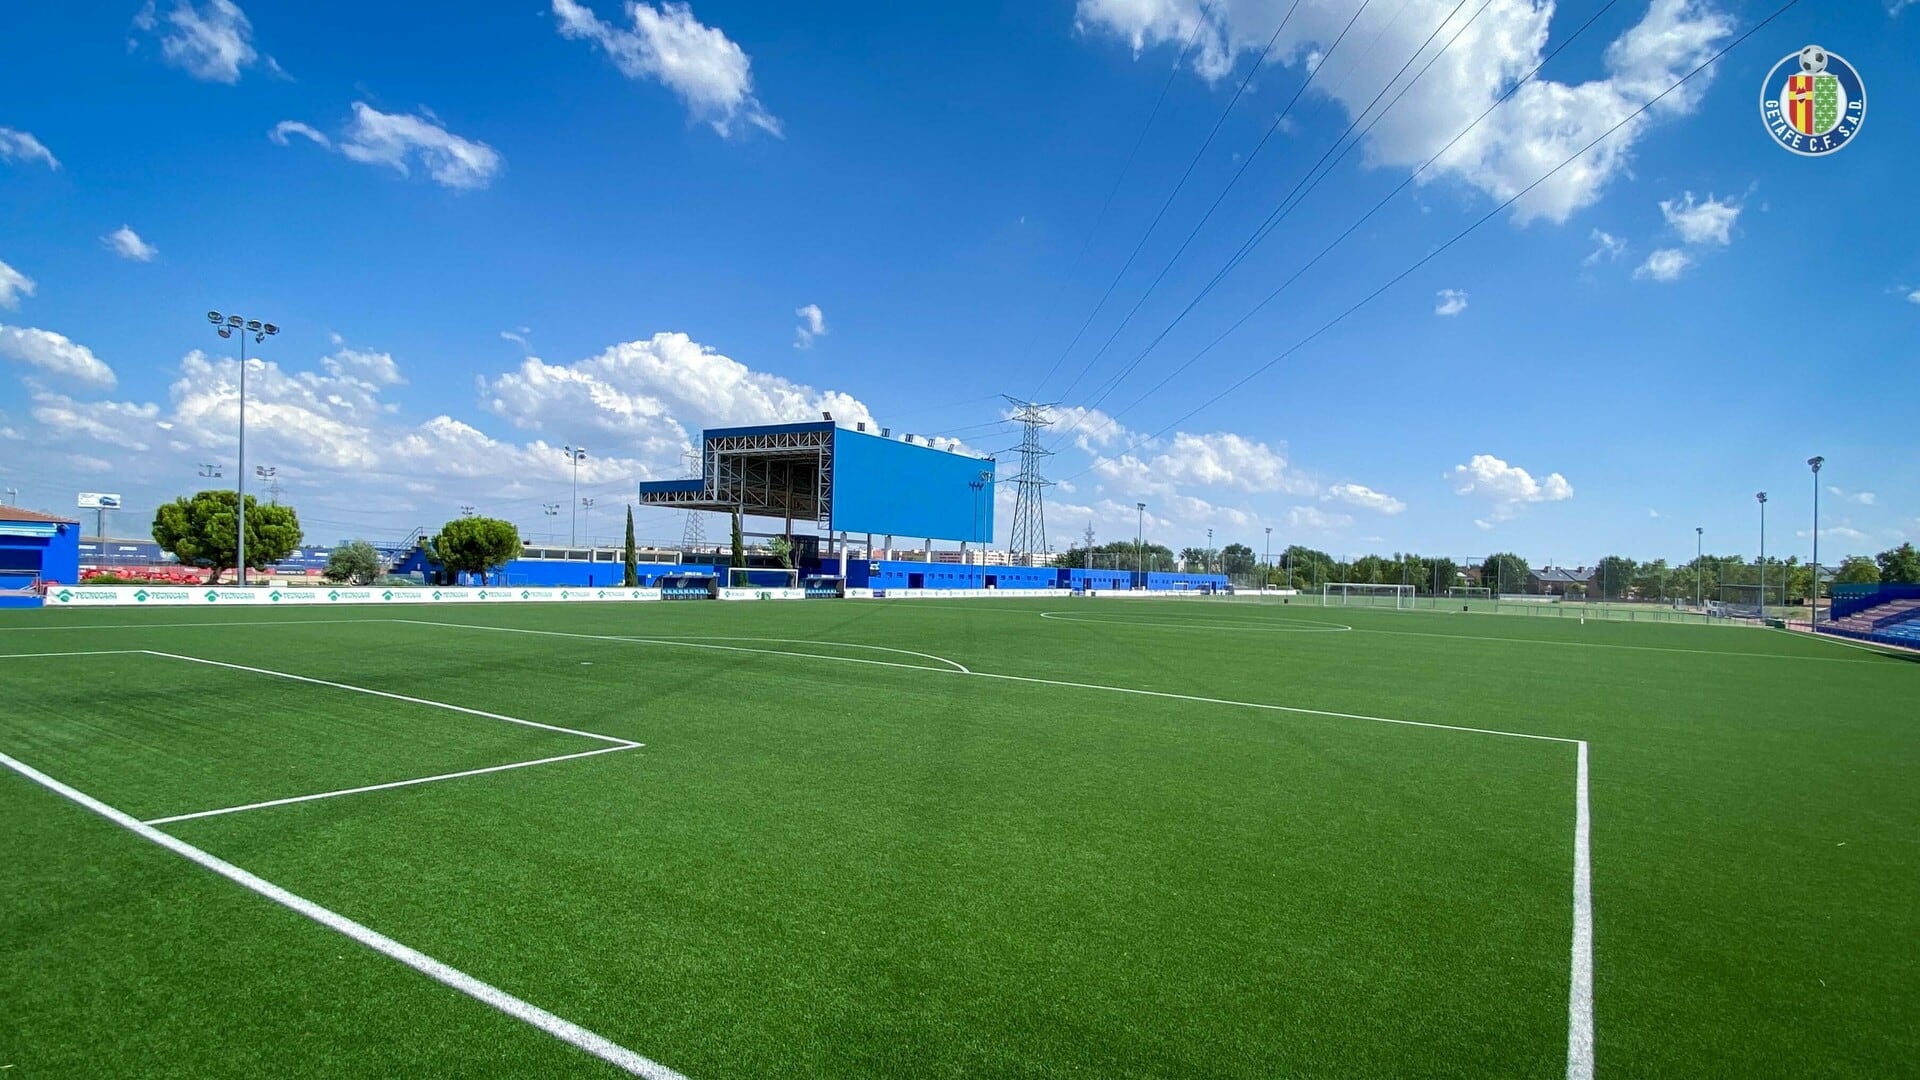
132, 589, 148, 602
432, 590, 442, 600
328, 590, 340, 601
204, 590, 219, 603
56, 589, 73, 603
270, 590, 283, 601
383, 590, 394, 601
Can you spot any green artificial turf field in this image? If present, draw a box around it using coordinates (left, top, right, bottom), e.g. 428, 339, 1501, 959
1, 598, 1914, 1078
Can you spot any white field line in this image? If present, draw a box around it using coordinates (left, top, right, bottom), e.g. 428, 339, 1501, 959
1567, 740, 1594, 1080
0, 750, 687, 1080
0, 649, 151, 659
401, 619, 1577, 744
1037, 611, 1352, 634
144, 744, 641, 826
393, 619, 972, 676
139, 650, 637, 748
622, 635, 971, 673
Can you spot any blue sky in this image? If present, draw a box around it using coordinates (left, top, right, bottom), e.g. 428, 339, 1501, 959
0, 0, 1914, 564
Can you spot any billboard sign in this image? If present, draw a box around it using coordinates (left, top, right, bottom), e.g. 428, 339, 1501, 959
77, 492, 123, 510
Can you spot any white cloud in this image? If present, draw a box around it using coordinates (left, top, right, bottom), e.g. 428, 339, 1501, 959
1325, 482, 1405, 514
0, 259, 34, 309
552, 0, 781, 137
0, 127, 59, 169
1473, 518, 1493, 531
0, 325, 118, 387
1584, 229, 1627, 265
1648, 508, 1661, 518
500, 328, 534, 355
1827, 487, 1875, 506
1907, 289, 1920, 306
1288, 505, 1352, 531
1448, 454, 1572, 517
104, 226, 159, 262
793, 303, 827, 349
133, 0, 261, 84
1096, 431, 1310, 497
268, 120, 330, 148
482, 331, 880, 472
1888, 0, 1916, 16
1635, 248, 1690, 282
1802, 524, 1868, 543
1074, 0, 1733, 224
30, 391, 161, 452
1051, 405, 1136, 453
1660, 191, 1739, 245
1434, 289, 1468, 316
276, 103, 504, 190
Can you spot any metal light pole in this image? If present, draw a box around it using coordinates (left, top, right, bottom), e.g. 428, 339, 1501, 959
581, 497, 597, 550
1695, 526, 1703, 608
1135, 502, 1146, 589
1756, 491, 1769, 619
969, 478, 985, 565
2, 487, 15, 505
207, 312, 278, 586
255, 465, 280, 504
1808, 457, 1824, 623
542, 502, 561, 544
1206, 527, 1213, 574
1264, 526, 1272, 573
563, 446, 587, 547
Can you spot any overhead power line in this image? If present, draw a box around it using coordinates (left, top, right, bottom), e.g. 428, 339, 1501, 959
1054, 0, 1802, 486
1060, 0, 1496, 436
1029, 0, 1305, 399
1052, 0, 1385, 405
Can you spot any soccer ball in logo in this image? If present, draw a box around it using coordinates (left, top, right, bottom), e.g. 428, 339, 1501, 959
1761, 46, 1864, 157
1798, 46, 1827, 75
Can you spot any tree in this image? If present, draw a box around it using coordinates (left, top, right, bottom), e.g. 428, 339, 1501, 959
430, 516, 520, 585
1482, 552, 1530, 596
768, 536, 794, 570
1876, 542, 1920, 585
1594, 555, 1637, 600
1220, 543, 1257, 577
730, 512, 745, 571
622, 506, 639, 588
1834, 555, 1881, 584
322, 539, 383, 585
1179, 547, 1208, 571
152, 489, 303, 584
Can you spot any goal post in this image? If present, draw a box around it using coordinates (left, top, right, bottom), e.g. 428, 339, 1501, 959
1446, 586, 1492, 601
728, 567, 799, 590
1321, 583, 1415, 609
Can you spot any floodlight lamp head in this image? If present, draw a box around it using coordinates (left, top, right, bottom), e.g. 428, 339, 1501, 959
1756, 491, 1768, 503
226, 314, 243, 327
245, 320, 262, 332
263, 323, 278, 336
1808, 456, 1824, 471
207, 311, 223, 324
217, 327, 232, 339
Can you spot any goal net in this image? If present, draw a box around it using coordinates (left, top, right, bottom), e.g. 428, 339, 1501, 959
1322, 583, 1415, 609
1447, 586, 1492, 601
728, 567, 800, 590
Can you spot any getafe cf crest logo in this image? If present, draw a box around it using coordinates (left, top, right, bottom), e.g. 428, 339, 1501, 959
1760, 45, 1865, 157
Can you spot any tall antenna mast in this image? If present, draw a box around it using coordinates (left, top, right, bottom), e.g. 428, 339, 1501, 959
1001, 397, 1056, 566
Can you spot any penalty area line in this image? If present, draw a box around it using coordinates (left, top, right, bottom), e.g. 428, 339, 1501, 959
143, 743, 642, 825
0, 750, 689, 1080
138, 650, 638, 748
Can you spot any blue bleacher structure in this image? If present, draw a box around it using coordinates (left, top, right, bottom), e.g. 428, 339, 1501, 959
1819, 584, 1920, 649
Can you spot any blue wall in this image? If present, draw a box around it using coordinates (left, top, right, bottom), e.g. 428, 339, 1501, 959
841, 560, 1230, 593
0, 518, 79, 590
393, 547, 721, 587
830, 428, 994, 542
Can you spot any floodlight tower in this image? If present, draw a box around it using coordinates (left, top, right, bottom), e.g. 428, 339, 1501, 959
1695, 526, 1703, 608
1808, 456, 1824, 624
1756, 491, 1769, 617
1135, 502, 1146, 587
581, 497, 597, 550
563, 446, 587, 546
206, 311, 278, 585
